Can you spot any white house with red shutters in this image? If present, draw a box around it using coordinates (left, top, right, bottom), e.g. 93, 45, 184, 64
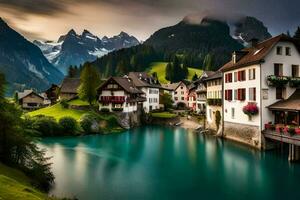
162, 81, 189, 108
97, 77, 146, 113
220, 34, 300, 149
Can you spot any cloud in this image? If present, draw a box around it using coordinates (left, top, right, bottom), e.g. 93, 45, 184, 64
0, 0, 68, 15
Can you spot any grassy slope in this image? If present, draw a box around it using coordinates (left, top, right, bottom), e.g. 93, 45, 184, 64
0, 163, 57, 200
151, 112, 177, 119
28, 103, 86, 121
148, 62, 203, 84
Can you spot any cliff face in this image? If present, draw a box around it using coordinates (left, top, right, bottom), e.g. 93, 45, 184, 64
234, 16, 272, 44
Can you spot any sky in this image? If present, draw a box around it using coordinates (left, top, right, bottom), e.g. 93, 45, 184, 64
0, 0, 299, 41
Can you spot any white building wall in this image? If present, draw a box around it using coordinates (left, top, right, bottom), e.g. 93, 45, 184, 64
261, 41, 299, 125
223, 64, 261, 127
141, 87, 159, 113
206, 81, 222, 125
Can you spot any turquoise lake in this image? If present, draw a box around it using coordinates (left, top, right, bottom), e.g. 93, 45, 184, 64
39, 126, 300, 200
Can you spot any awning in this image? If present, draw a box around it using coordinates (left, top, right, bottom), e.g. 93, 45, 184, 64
268, 89, 300, 111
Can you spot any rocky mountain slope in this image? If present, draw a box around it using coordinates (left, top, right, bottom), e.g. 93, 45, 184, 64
34, 30, 139, 74
0, 18, 64, 95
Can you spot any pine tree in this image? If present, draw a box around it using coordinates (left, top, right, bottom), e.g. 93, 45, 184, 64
77, 63, 101, 105
192, 73, 198, 81
203, 53, 213, 71
165, 62, 173, 82
182, 62, 189, 80
294, 27, 300, 40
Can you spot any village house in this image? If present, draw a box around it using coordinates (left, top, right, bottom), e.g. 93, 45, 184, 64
128, 72, 161, 113
59, 78, 80, 100
187, 87, 197, 111
97, 77, 146, 113
45, 84, 59, 105
204, 71, 223, 132
17, 90, 47, 109
194, 71, 215, 114
162, 81, 189, 109
220, 34, 300, 149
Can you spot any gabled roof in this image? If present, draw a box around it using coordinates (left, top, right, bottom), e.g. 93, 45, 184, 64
204, 71, 222, 81
98, 77, 144, 94
268, 89, 300, 111
60, 78, 80, 94
17, 90, 44, 100
128, 72, 161, 88
161, 81, 186, 91
220, 34, 300, 72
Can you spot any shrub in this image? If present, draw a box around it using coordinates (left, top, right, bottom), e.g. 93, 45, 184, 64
112, 107, 123, 112
59, 117, 77, 135
289, 127, 296, 136
31, 115, 61, 136
60, 99, 69, 108
100, 108, 110, 113
79, 113, 99, 134
215, 110, 221, 131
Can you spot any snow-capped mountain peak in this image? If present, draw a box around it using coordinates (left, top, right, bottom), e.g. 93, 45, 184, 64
34, 29, 140, 74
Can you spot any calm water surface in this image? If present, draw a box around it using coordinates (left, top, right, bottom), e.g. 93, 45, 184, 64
39, 126, 300, 200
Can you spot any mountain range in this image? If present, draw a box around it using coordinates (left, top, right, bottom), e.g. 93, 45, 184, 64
91, 15, 272, 76
0, 18, 64, 95
34, 30, 140, 74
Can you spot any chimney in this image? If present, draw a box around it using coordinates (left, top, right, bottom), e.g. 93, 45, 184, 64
250, 38, 259, 47
232, 51, 248, 64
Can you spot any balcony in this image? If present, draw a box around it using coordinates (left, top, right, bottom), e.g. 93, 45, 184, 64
196, 86, 207, 93
100, 96, 125, 103
267, 75, 290, 87
207, 99, 222, 106
289, 77, 300, 88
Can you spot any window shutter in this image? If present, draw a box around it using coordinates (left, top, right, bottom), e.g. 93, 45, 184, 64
225, 90, 228, 100
238, 71, 240, 81
254, 88, 256, 101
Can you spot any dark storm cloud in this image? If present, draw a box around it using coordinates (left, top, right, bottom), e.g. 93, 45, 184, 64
0, 0, 68, 15
1, 0, 300, 39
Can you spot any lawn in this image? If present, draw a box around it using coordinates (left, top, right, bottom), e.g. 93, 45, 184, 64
148, 62, 203, 84
28, 103, 86, 121
68, 98, 90, 106
151, 112, 177, 119
0, 163, 58, 200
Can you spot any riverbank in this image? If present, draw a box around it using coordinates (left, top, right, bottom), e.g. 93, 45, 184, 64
0, 163, 64, 200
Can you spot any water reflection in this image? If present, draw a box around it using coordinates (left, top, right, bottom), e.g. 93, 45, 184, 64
39, 126, 300, 200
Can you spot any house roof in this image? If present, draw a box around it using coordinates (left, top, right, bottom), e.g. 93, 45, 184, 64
204, 71, 222, 81
98, 77, 144, 94
60, 78, 80, 94
17, 90, 44, 100
268, 89, 300, 111
127, 72, 161, 88
220, 34, 300, 72
161, 81, 185, 91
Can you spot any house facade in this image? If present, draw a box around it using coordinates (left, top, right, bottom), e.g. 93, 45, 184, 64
98, 77, 146, 113
17, 90, 45, 109
205, 72, 223, 132
59, 78, 80, 100
162, 81, 189, 108
220, 34, 300, 148
128, 72, 161, 113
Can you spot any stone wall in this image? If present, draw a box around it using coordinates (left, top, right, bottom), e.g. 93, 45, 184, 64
223, 122, 261, 148
114, 111, 142, 129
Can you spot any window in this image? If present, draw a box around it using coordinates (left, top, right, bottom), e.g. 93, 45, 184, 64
175, 91, 178, 95
181, 91, 184, 95
249, 68, 256, 80
175, 97, 178, 101
231, 108, 235, 119
225, 73, 233, 83
276, 87, 285, 99
225, 90, 232, 101
276, 46, 282, 55
209, 109, 212, 120
181, 86, 183, 89
274, 63, 283, 76
234, 72, 238, 82
286, 47, 291, 56
234, 89, 238, 100
249, 88, 256, 101
292, 65, 299, 77
238, 70, 246, 81
181, 97, 184, 100
237, 88, 246, 101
